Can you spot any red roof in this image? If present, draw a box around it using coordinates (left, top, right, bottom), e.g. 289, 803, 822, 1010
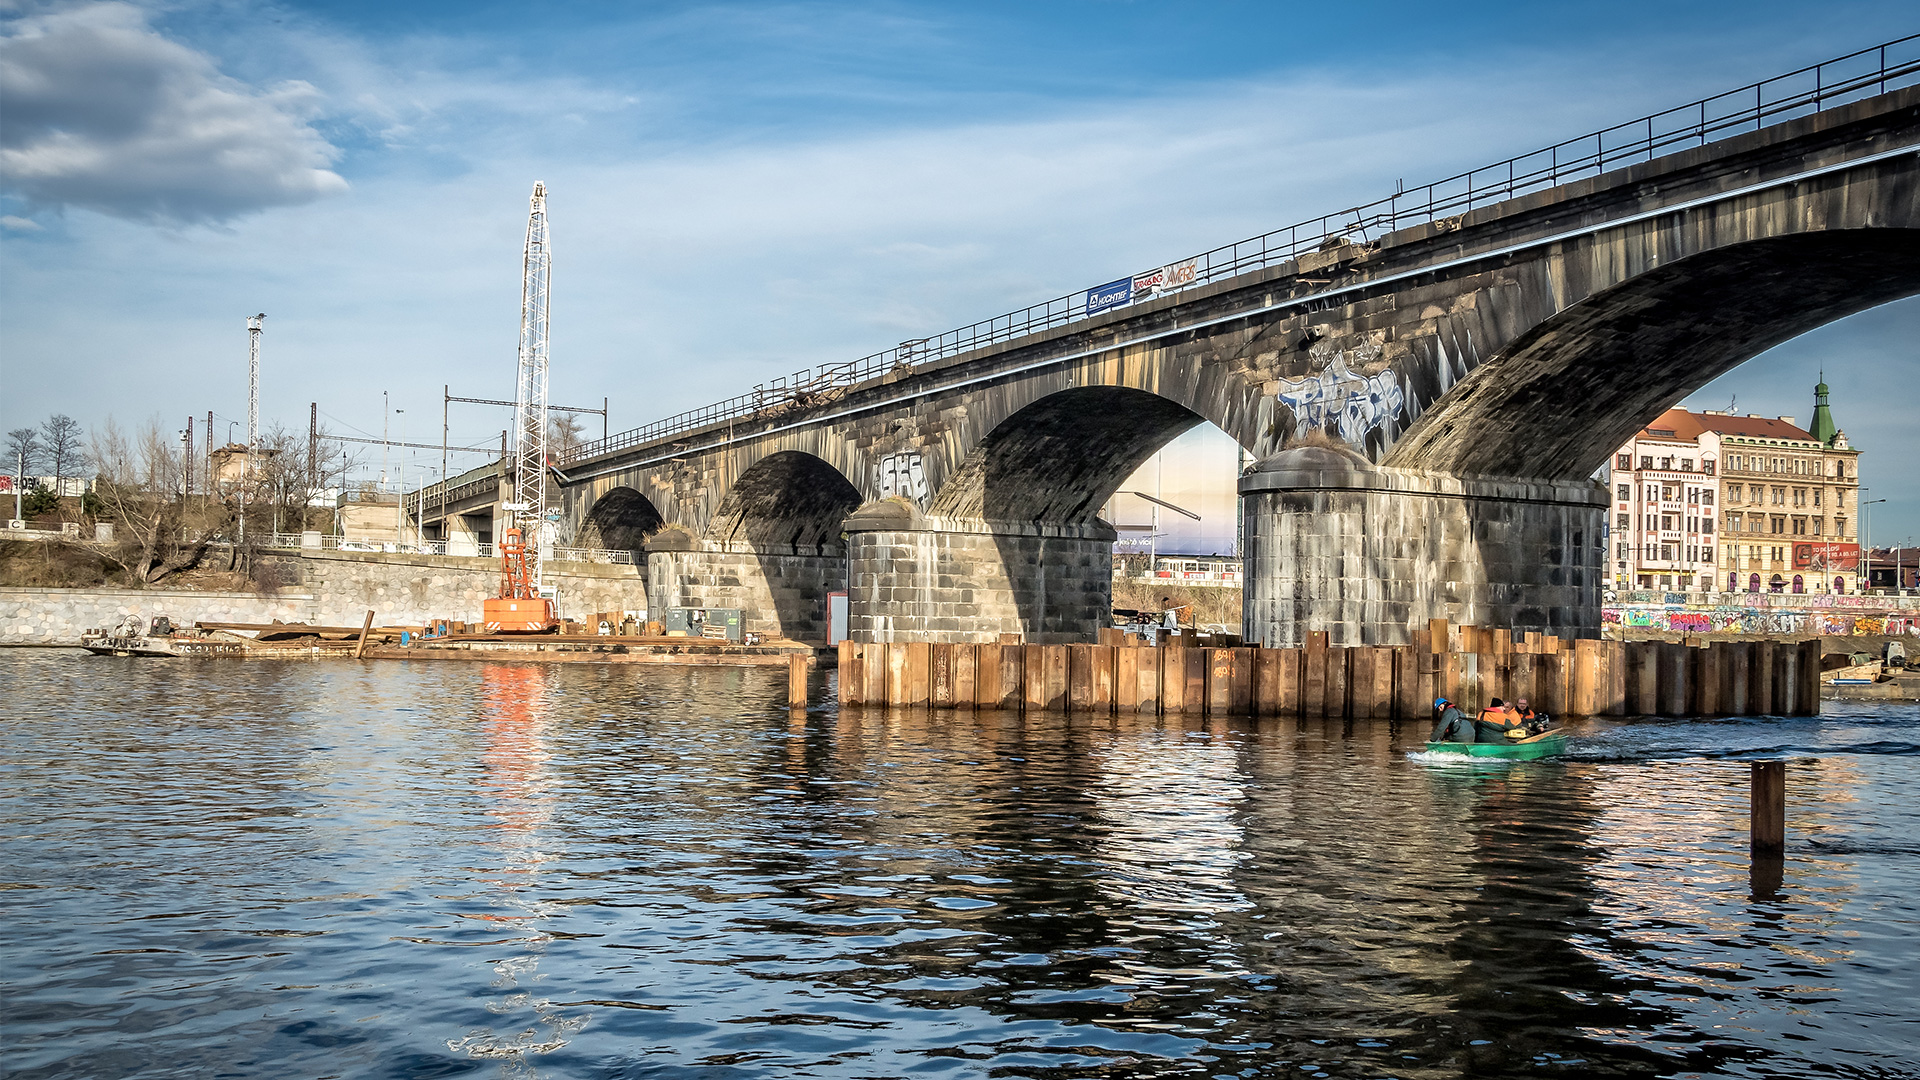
1638, 408, 1813, 442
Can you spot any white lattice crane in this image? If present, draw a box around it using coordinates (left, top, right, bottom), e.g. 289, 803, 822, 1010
484, 181, 559, 632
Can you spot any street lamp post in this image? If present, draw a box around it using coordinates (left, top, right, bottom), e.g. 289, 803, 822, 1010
1862, 494, 1886, 591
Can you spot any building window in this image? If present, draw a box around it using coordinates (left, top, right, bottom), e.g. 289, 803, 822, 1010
1640, 456, 1653, 470
1704, 461, 1715, 476
1661, 514, 1674, 531
1749, 573, 1761, 592
1617, 453, 1632, 470
1792, 574, 1805, 594
1617, 484, 1629, 501
1835, 517, 1846, 538
1835, 576, 1846, 594
1813, 491, 1821, 507
1770, 574, 1785, 593
1703, 547, 1714, 563
1660, 544, 1673, 560
1704, 518, 1713, 534
1812, 519, 1821, 536
1687, 489, 1699, 505
1772, 487, 1785, 505
1681, 458, 1693, 471
1617, 513, 1629, 530
1793, 518, 1807, 536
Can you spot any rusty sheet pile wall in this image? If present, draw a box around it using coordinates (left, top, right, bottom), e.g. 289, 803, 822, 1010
836, 620, 1822, 719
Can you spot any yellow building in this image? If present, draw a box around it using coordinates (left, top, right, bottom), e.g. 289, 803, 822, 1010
1609, 380, 1861, 594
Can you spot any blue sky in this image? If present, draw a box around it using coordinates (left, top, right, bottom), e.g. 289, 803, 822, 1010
3, 1, 1916, 547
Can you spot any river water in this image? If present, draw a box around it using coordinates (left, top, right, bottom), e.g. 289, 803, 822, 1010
2, 651, 1916, 1079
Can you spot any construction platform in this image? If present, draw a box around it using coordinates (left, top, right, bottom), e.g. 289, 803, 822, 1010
368, 632, 817, 665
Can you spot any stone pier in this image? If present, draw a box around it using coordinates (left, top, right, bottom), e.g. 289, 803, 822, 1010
644, 528, 846, 643
843, 500, 1113, 644
1240, 445, 1607, 646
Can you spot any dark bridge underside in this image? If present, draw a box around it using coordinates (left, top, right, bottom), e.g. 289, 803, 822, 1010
929, 387, 1210, 524
707, 450, 863, 549
581, 486, 665, 550
1387, 230, 1920, 480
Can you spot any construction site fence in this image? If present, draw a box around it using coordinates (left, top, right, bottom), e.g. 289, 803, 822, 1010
837, 623, 1823, 720
567, 35, 1919, 468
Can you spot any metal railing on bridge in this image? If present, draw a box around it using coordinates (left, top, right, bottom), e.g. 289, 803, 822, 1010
563, 34, 1920, 469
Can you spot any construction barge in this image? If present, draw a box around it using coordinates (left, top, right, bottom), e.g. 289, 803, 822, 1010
79, 616, 815, 667
367, 632, 812, 665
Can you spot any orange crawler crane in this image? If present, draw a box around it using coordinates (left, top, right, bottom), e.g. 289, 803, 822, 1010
481, 527, 557, 633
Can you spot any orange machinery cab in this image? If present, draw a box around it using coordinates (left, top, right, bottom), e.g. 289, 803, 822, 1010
482, 596, 557, 633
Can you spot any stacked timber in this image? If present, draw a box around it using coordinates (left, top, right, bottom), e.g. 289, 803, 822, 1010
837, 621, 1822, 719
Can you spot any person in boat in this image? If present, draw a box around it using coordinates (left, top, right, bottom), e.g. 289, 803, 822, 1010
1431, 697, 1475, 743
1475, 697, 1528, 742
1512, 697, 1548, 736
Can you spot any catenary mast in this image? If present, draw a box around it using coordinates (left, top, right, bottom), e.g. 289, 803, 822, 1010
513, 182, 552, 590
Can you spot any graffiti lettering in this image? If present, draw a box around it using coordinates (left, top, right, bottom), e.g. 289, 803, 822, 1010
1274, 352, 1406, 449
876, 453, 928, 503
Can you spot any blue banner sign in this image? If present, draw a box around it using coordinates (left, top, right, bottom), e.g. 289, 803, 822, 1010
1086, 277, 1132, 315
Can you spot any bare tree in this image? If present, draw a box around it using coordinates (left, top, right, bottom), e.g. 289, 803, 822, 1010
89, 416, 227, 584
6, 427, 40, 480
39, 414, 88, 494
548, 411, 586, 459
247, 421, 359, 535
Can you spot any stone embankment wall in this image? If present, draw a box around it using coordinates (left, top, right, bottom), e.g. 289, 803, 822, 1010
0, 549, 647, 646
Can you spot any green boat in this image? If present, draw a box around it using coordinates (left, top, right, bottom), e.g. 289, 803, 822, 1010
1424, 728, 1568, 760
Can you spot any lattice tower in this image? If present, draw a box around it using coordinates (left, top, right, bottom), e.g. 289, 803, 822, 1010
513, 183, 552, 588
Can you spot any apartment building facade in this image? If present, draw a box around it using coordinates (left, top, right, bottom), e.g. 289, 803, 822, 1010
1608, 381, 1862, 594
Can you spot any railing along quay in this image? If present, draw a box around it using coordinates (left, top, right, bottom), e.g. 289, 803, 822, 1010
566, 35, 1920, 468
253, 533, 638, 565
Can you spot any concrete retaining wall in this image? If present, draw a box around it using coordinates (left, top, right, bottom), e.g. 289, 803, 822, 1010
0, 549, 648, 645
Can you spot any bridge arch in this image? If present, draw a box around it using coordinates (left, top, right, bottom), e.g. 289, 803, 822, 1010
706, 450, 863, 551
1384, 230, 1920, 480
927, 386, 1233, 525
579, 486, 665, 552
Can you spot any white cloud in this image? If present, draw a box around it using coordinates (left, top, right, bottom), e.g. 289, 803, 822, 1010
0, 213, 41, 230
0, 2, 346, 222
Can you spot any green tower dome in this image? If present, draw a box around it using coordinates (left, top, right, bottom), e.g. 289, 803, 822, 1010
1811, 374, 1838, 445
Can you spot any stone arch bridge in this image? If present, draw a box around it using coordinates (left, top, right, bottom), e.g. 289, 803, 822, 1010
554, 79, 1920, 645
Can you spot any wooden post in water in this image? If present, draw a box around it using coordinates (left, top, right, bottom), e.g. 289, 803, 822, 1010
1136, 645, 1161, 714
1798, 639, 1823, 716
976, 643, 1003, 710
788, 653, 809, 708
353, 609, 376, 659
839, 641, 861, 706
1751, 760, 1785, 855
952, 644, 976, 710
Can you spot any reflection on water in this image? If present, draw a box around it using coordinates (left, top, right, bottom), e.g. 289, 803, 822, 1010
1, 652, 1915, 1079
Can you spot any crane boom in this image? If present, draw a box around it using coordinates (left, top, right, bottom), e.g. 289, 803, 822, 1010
513, 181, 552, 588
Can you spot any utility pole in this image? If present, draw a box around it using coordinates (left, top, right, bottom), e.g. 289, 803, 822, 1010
184, 415, 194, 496
206, 410, 214, 490
308, 402, 318, 485
441, 385, 449, 546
